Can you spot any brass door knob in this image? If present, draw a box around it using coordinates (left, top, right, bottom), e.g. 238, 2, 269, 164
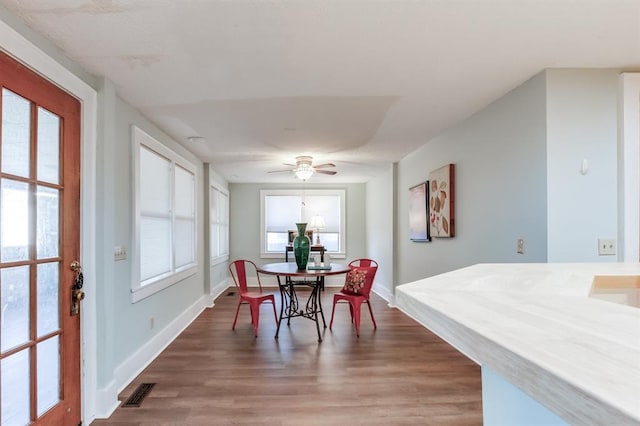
72, 289, 85, 302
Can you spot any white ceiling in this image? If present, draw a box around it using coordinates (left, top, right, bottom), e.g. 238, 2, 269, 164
3, 0, 639, 183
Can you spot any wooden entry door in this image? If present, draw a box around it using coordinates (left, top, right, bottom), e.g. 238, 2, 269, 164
0, 51, 81, 425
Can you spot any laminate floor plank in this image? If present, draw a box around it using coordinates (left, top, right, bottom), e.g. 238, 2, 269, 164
91, 288, 482, 425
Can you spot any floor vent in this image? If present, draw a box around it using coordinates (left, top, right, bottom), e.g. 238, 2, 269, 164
122, 383, 156, 407
227, 291, 235, 296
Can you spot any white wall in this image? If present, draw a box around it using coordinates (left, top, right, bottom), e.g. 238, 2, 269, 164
365, 164, 395, 301
546, 69, 620, 262
396, 72, 549, 285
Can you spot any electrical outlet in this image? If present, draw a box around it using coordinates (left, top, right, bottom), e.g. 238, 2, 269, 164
114, 245, 127, 261
517, 238, 524, 254
598, 238, 616, 256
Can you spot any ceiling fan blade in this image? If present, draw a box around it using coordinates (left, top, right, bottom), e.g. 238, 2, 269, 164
315, 169, 337, 175
267, 169, 293, 174
313, 163, 336, 169
283, 163, 296, 167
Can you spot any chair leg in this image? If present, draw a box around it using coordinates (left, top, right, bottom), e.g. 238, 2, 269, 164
353, 300, 363, 337
250, 302, 260, 338
232, 300, 242, 330
329, 298, 337, 330
366, 300, 377, 329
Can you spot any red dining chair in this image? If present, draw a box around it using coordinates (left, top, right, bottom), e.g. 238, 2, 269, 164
329, 259, 378, 337
229, 260, 278, 337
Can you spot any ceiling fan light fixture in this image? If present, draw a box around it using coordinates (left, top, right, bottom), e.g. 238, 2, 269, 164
294, 164, 314, 180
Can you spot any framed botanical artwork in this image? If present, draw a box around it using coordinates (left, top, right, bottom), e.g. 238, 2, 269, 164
429, 164, 455, 237
409, 182, 430, 242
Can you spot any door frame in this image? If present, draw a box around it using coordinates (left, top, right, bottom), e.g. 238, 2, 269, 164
0, 18, 98, 423
620, 73, 640, 262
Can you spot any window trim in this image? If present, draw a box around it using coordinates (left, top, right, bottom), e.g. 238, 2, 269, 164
260, 189, 346, 259
210, 181, 229, 266
131, 125, 198, 302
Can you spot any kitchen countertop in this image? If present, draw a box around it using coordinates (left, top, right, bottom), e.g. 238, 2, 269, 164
395, 263, 640, 425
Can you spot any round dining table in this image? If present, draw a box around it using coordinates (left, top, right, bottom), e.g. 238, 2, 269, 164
258, 262, 350, 342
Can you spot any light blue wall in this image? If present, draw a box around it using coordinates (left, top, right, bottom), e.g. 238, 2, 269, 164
546, 69, 620, 262
0, 4, 212, 411
204, 165, 230, 296
1, 4, 627, 420
395, 72, 548, 285
365, 164, 395, 299
482, 366, 568, 426
387, 69, 622, 286
95, 84, 207, 386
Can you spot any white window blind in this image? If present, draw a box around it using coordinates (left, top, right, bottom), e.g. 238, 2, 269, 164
210, 184, 229, 262
132, 126, 198, 302
139, 146, 172, 281
260, 189, 345, 256
174, 165, 196, 269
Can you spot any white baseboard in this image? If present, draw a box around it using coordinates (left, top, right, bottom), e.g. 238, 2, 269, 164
93, 293, 214, 419
372, 282, 395, 306
211, 277, 231, 300
93, 380, 120, 419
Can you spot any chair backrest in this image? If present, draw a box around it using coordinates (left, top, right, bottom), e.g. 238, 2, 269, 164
342, 259, 378, 297
349, 259, 379, 285
229, 260, 262, 294
349, 258, 378, 269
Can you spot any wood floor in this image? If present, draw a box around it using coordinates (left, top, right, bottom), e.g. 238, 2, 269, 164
92, 288, 482, 425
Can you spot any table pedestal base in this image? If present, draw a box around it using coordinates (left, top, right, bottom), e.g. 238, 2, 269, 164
275, 276, 326, 342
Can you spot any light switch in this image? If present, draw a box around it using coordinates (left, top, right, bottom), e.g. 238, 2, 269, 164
114, 245, 127, 261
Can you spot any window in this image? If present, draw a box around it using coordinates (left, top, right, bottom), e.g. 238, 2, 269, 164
260, 189, 345, 257
210, 184, 229, 264
132, 126, 197, 302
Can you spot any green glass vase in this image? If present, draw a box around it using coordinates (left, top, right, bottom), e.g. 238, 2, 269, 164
293, 223, 311, 269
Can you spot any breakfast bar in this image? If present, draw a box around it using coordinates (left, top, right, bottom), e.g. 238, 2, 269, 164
395, 263, 640, 426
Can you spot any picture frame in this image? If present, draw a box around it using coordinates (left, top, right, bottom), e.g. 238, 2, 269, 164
429, 164, 455, 237
409, 182, 430, 242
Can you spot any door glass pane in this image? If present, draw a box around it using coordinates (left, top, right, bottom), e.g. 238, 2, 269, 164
37, 262, 59, 337
37, 186, 59, 259
37, 107, 60, 185
37, 336, 60, 416
1, 179, 29, 262
1, 265, 30, 352
1, 88, 31, 178
1, 349, 31, 426
140, 217, 171, 282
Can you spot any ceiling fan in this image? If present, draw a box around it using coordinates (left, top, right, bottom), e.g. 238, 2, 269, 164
268, 156, 337, 180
